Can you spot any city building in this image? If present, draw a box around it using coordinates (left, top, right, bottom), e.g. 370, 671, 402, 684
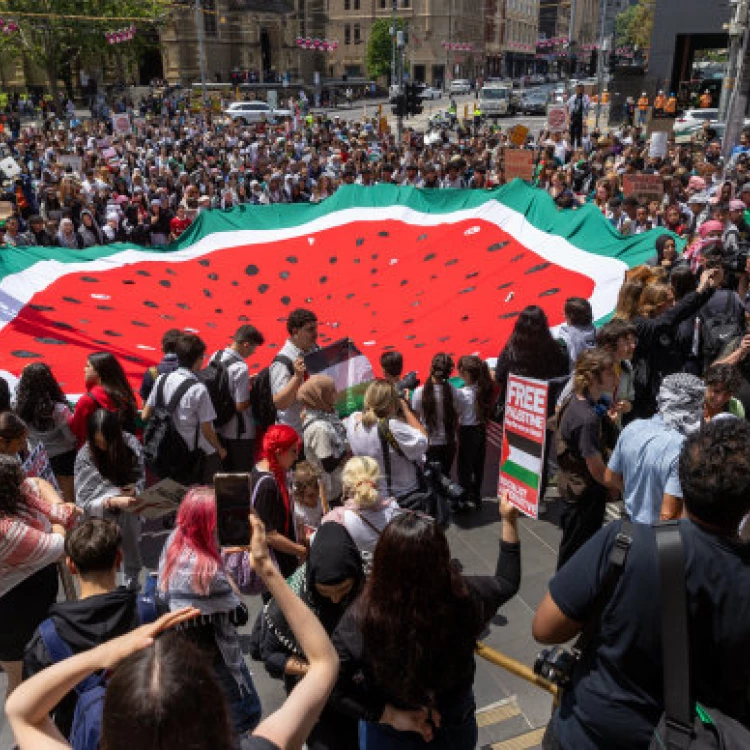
501, 0, 540, 78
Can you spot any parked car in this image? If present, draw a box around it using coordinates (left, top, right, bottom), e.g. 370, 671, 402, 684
223, 101, 292, 124
450, 79, 472, 95
419, 86, 442, 100
674, 108, 718, 137
520, 90, 549, 115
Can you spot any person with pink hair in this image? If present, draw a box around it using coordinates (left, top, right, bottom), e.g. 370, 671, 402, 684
158, 486, 262, 745
252, 424, 308, 579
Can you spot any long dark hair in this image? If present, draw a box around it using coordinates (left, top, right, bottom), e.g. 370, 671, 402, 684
101, 632, 234, 750
15, 362, 68, 431
422, 353, 457, 442
458, 355, 494, 423
501, 305, 567, 379
358, 513, 480, 708
88, 352, 137, 428
86, 409, 140, 487
0, 454, 26, 517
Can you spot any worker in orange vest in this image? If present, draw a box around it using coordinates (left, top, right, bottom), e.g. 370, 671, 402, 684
653, 90, 666, 117
699, 89, 712, 108
664, 92, 677, 116
636, 91, 649, 127
602, 89, 610, 104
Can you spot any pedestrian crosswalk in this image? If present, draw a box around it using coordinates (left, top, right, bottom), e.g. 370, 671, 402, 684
476, 697, 547, 750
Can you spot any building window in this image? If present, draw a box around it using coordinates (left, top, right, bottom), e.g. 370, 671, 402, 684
354, 0, 360, 8
380, 0, 387, 7
345, 24, 351, 44
402, 0, 410, 6
354, 23, 361, 43
203, 0, 217, 37
344, 0, 350, 9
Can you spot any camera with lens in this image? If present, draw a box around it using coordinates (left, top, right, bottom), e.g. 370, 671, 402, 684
396, 370, 420, 399
533, 646, 578, 688
424, 461, 467, 510
723, 245, 750, 274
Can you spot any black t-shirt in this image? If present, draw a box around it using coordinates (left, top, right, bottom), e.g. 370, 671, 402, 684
549, 520, 750, 749
251, 468, 298, 579
560, 397, 602, 460
241, 737, 280, 750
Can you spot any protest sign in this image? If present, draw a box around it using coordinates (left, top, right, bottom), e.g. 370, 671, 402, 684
0, 156, 21, 178
623, 174, 664, 203
111, 113, 132, 136
509, 124, 529, 147
130, 478, 186, 520
649, 131, 669, 159
503, 149, 534, 181
58, 154, 83, 175
0, 201, 13, 220
546, 104, 568, 133
498, 374, 549, 519
100, 146, 120, 168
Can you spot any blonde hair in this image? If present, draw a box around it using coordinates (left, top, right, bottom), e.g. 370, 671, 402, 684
342, 456, 381, 508
637, 282, 672, 319
361, 380, 399, 429
573, 349, 615, 395
292, 460, 320, 498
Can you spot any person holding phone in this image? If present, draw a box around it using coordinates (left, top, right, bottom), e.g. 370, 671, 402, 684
158, 486, 263, 743
74, 409, 145, 591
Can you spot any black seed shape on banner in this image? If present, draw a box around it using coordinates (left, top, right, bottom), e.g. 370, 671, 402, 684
459, 287, 476, 294
326, 294, 332, 300
445, 259, 458, 266
539, 288, 560, 297
35, 337, 66, 345
356, 238, 365, 246
79, 319, 90, 325
258, 284, 269, 294
80, 276, 99, 283
206, 322, 216, 328
378, 231, 389, 237
424, 253, 436, 261
104, 330, 122, 337
245, 300, 252, 305
354, 258, 361, 264
364, 302, 371, 307
415, 343, 425, 348
280, 296, 291, 305
466, 272, 479, 279
280, 271, 290, 280
136, 270, 151, 277
208, 273, 219, 281
461, 315, 469, 321
346, 293, 355, 299
498, 311, 520, 319
159, 280, 171, 288
370, 268, 377, 275
122, 280, 135, 285
511, 253, 525, 262
30, 304, 55, 311
238, 315, 248, 322
480, 338, 491, 344
12, 350, 41, 358
215, 309, 223, 314
372, 283, 380, 288
430, 274, 438, 280
405, 334, 416, 340
371, 254, 379, 260
62, 297, 81, 304
286, 256, 298, 264
417, 234, 428, 241
144, 301, 159, 308
131, 321, 148, 327
497, 282, 513, 290
469, 338, 479, 343
160, 314, 176, 321
439, 336, 450, 342
203, 289, 212, 298
52, 321, 74, 331
96, 305, 114, 311
176, 303, 190, 310
198, 259, 210, 267
232, 281, 239, 287
245, 265, 259, 276
525, 263, 551, 275
123, 355, 147, 364
488, 241, 509, 252
93, 340, 109, 346
329, 257, 338, 264
165, 268, 176, 276
400, 280, 408, 286
320, 276, 328, 283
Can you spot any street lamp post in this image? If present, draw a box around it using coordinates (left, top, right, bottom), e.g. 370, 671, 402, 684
195, 0, 207, 105
595, 0, 609, 129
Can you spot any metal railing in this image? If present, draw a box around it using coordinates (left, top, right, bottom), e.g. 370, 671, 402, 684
476, 641, 560, 707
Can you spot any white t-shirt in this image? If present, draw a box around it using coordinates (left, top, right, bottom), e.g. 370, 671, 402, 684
456, 384, 480, 427
212, 348, 254, 440
146, 368, 217, 455
345, 413, 427, 498
270, 339, 304, 435
411, 383, 462, 445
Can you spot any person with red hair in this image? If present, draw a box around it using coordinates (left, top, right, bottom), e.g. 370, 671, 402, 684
253, 424, 308, 579
157, 486, 262, 744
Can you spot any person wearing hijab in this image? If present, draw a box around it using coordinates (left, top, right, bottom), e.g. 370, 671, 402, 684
298, 375, 350, 509
257, 522, 364, 750
77, 209, 104, 248
55, 218, 83, 249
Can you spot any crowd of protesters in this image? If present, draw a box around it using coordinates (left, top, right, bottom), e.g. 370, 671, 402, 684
1, 83, 750, 750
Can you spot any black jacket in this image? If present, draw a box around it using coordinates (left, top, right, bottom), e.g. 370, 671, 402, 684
23, 587, 138, 737
330, 539, 521, 724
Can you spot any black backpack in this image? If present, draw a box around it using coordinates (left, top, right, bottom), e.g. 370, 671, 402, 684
249, 355, 294, 430
198, 351, 242, 428
143, 376, 200, 484
699, 292, 744, 373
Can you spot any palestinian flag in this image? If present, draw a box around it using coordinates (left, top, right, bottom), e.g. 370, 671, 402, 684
304, 338, 375, 416
0, 181, 664, 398
500, 429, 543, 494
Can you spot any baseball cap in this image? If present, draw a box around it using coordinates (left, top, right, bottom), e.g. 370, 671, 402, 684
729, 199, 745, 211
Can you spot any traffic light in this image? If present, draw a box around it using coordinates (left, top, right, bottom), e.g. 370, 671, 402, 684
588, 50, 597, 77
405, 83, 423, 116
391, 93, 407, 117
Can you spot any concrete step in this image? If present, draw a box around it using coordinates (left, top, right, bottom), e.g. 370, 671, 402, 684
477, 696, 546, 750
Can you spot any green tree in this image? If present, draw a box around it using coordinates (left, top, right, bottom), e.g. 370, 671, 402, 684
614, 0, 654, 50
5, 0, 168, 98
366, 17, 405, 81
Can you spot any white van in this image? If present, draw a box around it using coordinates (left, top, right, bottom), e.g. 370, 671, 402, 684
479, 84, 512, 117
450, 79, 471, 95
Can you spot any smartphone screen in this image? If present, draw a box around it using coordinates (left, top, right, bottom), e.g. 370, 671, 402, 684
215, 473, 252, 547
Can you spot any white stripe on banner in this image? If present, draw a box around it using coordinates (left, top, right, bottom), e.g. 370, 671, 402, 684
507, 444, 540, 476
311, 354, 374, 393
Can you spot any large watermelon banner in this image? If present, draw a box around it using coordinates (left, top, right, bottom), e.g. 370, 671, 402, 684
0, 181, 664, 399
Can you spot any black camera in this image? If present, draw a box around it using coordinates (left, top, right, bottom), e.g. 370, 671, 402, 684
533, 646, 578, 688
724, 246, 750, 274
396, 370, 420, 398
424, 461, 467, 510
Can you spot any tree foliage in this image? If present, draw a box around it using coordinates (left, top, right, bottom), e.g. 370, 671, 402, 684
614, 0, 654, 50
366, 17, 405, 81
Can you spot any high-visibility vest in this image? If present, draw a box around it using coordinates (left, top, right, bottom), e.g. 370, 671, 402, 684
654, 95, 665, 110
637, 96, 648, 110
665, 97, 676, 114
700, 93, 712, 108
474, 107, 481, 117
602, 91, 610, 104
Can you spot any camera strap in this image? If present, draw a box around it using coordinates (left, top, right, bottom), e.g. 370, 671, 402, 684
571, 520, 634, 659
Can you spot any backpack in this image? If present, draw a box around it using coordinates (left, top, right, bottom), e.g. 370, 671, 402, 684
649, 523, 750, 750
699, 292, 744, 373
143, 375, 201, 484
38, 618, 107, 750
249, 355, 294, 430
198, 351, 242, 428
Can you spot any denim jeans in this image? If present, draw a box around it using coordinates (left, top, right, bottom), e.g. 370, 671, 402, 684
359, 689, 477, 750
214, 656, 263, 740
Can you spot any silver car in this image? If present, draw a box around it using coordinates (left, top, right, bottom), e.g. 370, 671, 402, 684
223, 101, 292, 124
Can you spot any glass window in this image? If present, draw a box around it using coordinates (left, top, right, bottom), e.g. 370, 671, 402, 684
354, 23, 361, 43
345, 24, 351, 44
